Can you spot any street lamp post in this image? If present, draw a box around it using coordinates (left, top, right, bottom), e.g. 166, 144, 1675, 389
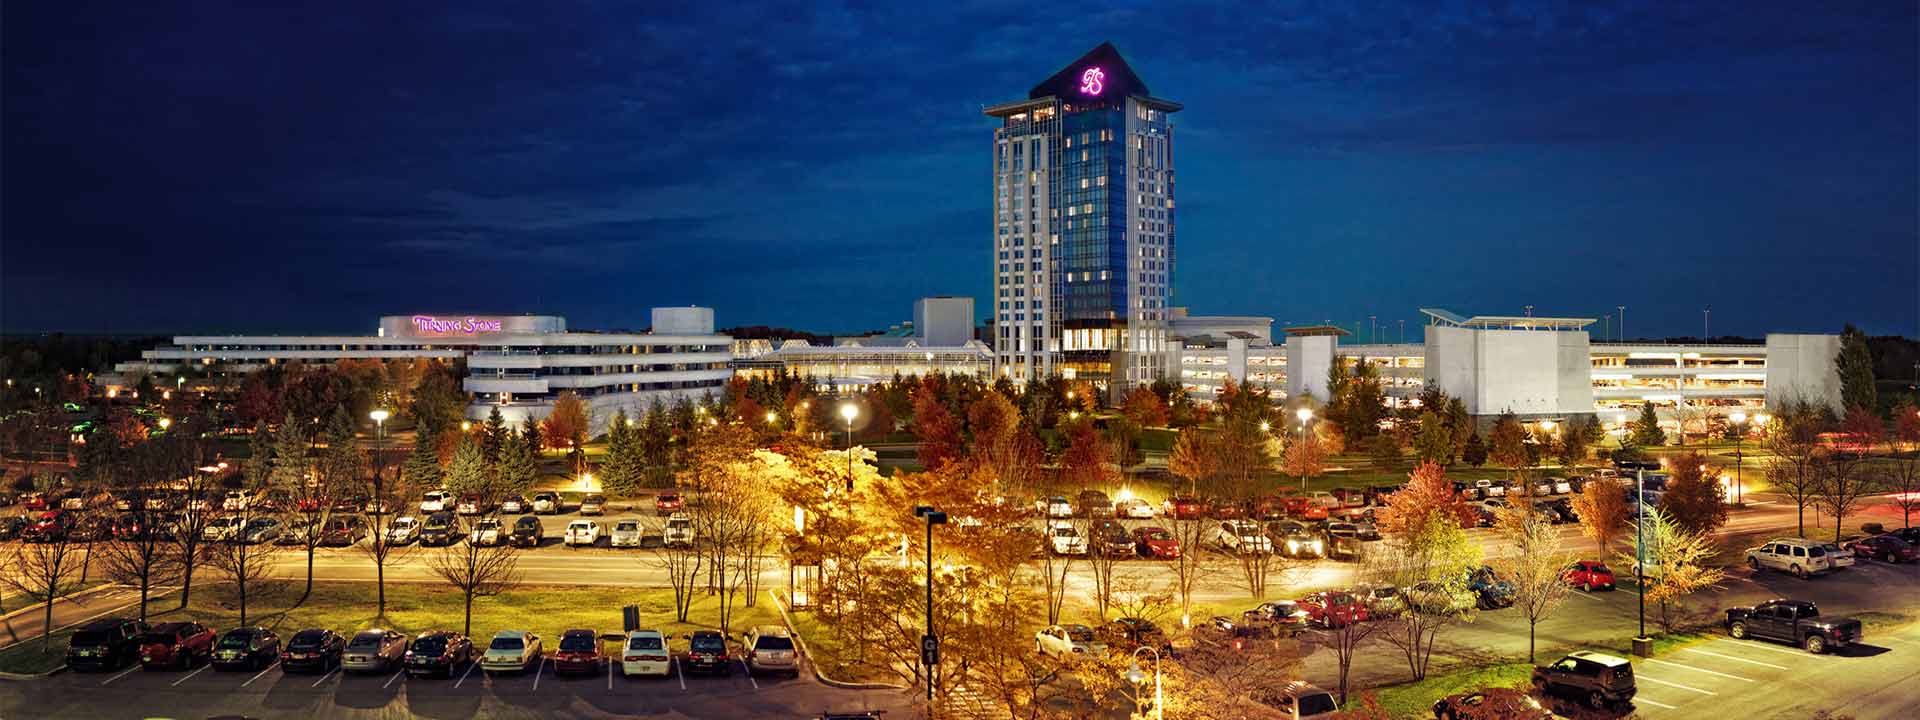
1633, 466, 1648, 653
1122, 646, 1163, 720
841, 403, 859, 492
1295, 408, 1313, 490
1729, 411, 1748, 507
914, 505, 948, 713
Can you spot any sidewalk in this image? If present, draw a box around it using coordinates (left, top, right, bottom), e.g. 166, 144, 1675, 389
0, 584, 156, 651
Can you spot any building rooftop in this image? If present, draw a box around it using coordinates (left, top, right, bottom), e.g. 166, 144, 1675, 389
1420, 308, 1595, 331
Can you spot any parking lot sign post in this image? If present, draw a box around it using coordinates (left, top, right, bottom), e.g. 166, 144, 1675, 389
921, 634, 938, 667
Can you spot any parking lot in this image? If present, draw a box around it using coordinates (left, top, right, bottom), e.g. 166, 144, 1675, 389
2, 650, 909, 719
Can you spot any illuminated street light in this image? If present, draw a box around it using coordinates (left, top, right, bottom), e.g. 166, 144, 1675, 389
1728, 411, 1750, 506
1122, 647, 1164, 720
841, 403, 859, 491
766, 411, 779, 425
1259, 421, 1270, 433
369, 409, 390, 424
157, 417, 172, 431
461, 420, 472, 432
1296, 407, 1313, 424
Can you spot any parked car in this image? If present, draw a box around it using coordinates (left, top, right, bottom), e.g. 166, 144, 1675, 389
0, 515, 28, 541
69, 515, 113, 542
579, 494, 607, 516
221, 491, 254, 512
1297, 591, 1370, 627
281, 629, 345, 673
1130, 526, 1181, 559
654, 492, 683, 516
1725, 599, 1861, 654
552, 628, 605, 675
610, 518, 644, 548
1746, 538, 1834, 578
238, 517, 282, 544
481, 630, 543, 673
1532, 651, 1636, 709
619, 630, 671, 676
363, 497, 392, 515
202, 515, 245, 543
1114, 497, 1156, 519
59, 490, 91, 511
682, 630, 731, 674
1271, 681, 1341, 719
655, 510, 697, 547
1035, 623, 1104, 658
1101, 617, 1170, 653
455, 494, 491, 516
319, 516, 369, 547
468, 518, 505, 546
405, 631, 473, 678
1432, 687, 1552, 719
564, 519, 601, 547
140, 621, 217, 670
1406, 581, 1476, 614
212, 627, 280, 671
1091, 520, 1134, 557
1563, 561, 1616, 591
1484, 480, 1507, 498
1240, 601, 1311, 637
420, 490, 452, 513
23, 509, 73, 542
1353, 584, 1406, 616
509, 515, 544, 547
1038, 496, 1074, 519
1208, 497, 1246, 519
1162, 495, 1206, 520
1268, 520, 1324, 558
743, 625, 800, 677
1324, 520, 1380, 542
1843, 534, 1919, 563
498, 495, 528, 514
275, 516, 315, 546
1214, 519, 1272, 554
533, 492, 562, 515
1075, 490, 1113, 518
386, 516, 421, 545
1821, 542, 1856, 569
419, 512, 461, 547
66, 618, 148, 671
342, 628, 410, 673
1467, 566, 1516, 609
1549, 476, 1573, 495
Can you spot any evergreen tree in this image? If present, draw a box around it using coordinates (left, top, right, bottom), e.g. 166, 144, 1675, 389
1631, 402, 1667, 447
268, 412, 311, 490
482, 406, 509, 462
494, 422, 537, 497
1444, 397, 1472, 458
244, 421, 275, 489
600, 410, 642, 496
1413, 410, 1454, 465
1462, 431, 1489, 467
319, 406, 361, 490
1835, 324, 1877, 412
404, 426, 445, 490
639, 399, 673, 486
519, 417, 542, 457
1369, 433, 1404, 471
444, 435, 489, 496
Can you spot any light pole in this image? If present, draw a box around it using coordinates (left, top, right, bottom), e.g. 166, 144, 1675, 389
1728, 411, 1749, 507
1634, 466, 1648, 651
1296, 407, 1313, 490
914, 505, 948, 712
841, 403, 859, 492
370, 408, 391, 610
1122, 646, 1163, 720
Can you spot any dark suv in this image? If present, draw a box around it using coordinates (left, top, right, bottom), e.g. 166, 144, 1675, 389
1532, 650, 1636, 709
405, 631, 473, 678
66, 618, 148, 671
684, 630, 731, 674
140, 621, 217, 670
508, 515, 544, 547
282, 628, 345, 673
212, 627, 281, 671
419, 512, 461, 547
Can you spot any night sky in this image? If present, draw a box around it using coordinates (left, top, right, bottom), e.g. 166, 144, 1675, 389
4, 1, 1915, 339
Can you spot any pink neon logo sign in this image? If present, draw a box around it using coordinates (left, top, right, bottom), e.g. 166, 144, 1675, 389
411, 315, 504, 335
1079, 67, 1104, 95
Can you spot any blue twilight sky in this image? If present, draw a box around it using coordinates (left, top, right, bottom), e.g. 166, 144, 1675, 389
3, 1, 1915, 339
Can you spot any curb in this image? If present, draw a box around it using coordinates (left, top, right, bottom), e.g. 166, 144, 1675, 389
765, 589, 908, 691
0, 664, 67, 680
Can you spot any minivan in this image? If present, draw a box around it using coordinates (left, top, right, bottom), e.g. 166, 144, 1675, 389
1746, 538, 1833, 578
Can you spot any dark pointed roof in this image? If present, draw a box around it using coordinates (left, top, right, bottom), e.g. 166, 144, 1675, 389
1029, 42, 1149, 100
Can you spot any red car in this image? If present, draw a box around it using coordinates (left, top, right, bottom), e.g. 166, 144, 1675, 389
1253, 494, 1296, 520
140, 621, 216, 670
1208, 498, 1246, 519
552, 629, 604, 674
1562, 560, 1616, 591
1163, 495, 1206, 520
1130, 526, 1181, 559
22, 493, 49, 511
1282, 496, 1328, 521
1843, 535, 1919, 564
655, 492, 684, 516
1297, 591, 1370, 627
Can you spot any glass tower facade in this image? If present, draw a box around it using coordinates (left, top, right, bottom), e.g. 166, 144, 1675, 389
985, 43, 1180, 398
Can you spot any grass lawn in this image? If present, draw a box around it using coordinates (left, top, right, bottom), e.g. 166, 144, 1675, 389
787, 610, 900, 685
0, 581, 782, 676
1363, 662, 1534, 719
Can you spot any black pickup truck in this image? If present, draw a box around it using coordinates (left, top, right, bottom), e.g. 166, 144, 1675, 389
1725, 599, 1862, 654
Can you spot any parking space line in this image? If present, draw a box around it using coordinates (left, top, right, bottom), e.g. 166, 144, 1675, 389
531, 658, 545, 691
382, 668, 405, 689
242, 661, 280, 687
170, 665, 209, 687
101, 664, 141, 685
741, 659, 758, 690
1682, 646, 1791, 667
675, 657, 685, 691
607, 659, 613, 690
1638, 697, 1679, 709
310, 666, 339, 688
453, 660, 478, 688
1645, 657, 1752, 682
1637, 675, 1714, 695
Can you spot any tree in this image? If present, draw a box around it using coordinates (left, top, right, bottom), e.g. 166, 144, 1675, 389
1105, 417, 1145, 482
1488, 412, 1529, 483
1372, 462, 1481, 680
540, 391, 590, 452
443, 434, 490, 497
1835, 324, 1877, 413
2, 523, 85, 652
358, 442, 413, 617
96, 443, 181, 621
402, 425, 445, 490
1814, 412, 1879, 542
1886, 400, 1920, 528
678, 422, 779, 632
1412, 411, 1452, 466
205, 506, 282, 627
966, 392, 1042, 496
1494, 499, 1572, 662
1309, 603, 1381, 706
1368, 433, 1403, 471
1168, 428, 1219, 495
1765, 401, 1826, 536
1661, 451, 1727, 535
1121, 386, 1168, 427
1570, 476, 1629, 555
1060, 421, 1116, 489
481, 406, 510, 462
427, 534, 522, 637
1622, 508, 1725, 633
1461, 431, 1488, 467
291, 408, 360, 606
495, 421, 538, 498
1281, 431, 1328, 490
1631, 402, 1667, 447
1556, 421, 1589, 469
166, 428, 224, 612
599, 411, 642, 496
911, 385, 964, 471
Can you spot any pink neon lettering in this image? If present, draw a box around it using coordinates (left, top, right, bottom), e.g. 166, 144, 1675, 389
1079, 67, 1104, 95
411, 315, 504, 335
